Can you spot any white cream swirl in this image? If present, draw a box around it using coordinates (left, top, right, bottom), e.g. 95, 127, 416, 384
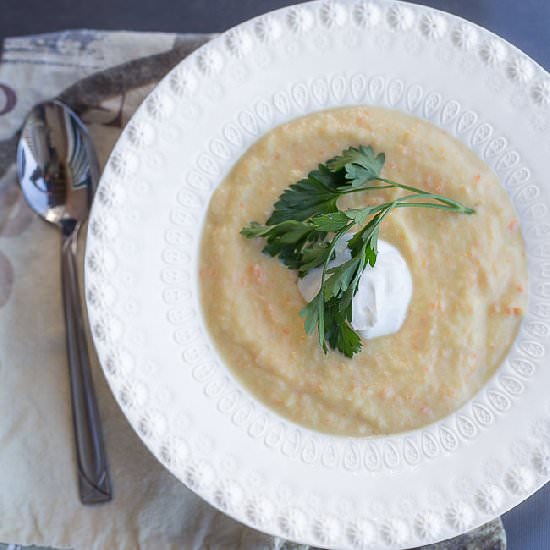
298, 237, 413, 340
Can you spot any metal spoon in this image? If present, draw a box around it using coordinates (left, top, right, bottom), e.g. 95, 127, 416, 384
17, 100, 112, 504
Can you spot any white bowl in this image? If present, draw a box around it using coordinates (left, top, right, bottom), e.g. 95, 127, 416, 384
86, 1, 550, 548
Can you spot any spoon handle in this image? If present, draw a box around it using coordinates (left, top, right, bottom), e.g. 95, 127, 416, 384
61, 229, 112, 504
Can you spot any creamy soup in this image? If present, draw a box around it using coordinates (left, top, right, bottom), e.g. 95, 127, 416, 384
199, 106, 527, 437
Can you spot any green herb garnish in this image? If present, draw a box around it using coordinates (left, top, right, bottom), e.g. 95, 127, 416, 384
241, 145, 475, 357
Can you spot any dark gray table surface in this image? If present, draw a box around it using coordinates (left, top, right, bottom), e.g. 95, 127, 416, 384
1, 1, 548, 549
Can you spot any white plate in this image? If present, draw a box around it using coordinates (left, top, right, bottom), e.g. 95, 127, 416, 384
85, 1, 550, 548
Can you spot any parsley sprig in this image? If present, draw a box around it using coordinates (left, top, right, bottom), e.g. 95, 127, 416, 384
241, 145, 475, 357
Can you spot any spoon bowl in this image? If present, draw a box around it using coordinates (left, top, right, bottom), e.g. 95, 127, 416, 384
17, 101, 97, 234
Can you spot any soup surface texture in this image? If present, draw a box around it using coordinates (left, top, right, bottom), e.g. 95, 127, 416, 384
199, 106, 527, 436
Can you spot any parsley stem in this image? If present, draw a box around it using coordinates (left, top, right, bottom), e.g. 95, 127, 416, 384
337, 179, 474, 214
337, 184, 396, 193
316, 225, 351, 351
373, 177, 475, 213
345, 194, 472, 222
394, 201, 472, 212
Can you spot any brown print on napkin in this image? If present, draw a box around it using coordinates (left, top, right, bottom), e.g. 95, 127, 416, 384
58, 35, 211, 128
0, 83, 17, 116
0, 250, 14, 308
0, 174, 34, 237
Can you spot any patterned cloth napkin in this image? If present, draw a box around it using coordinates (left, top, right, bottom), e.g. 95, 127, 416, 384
0, 30, 506, 550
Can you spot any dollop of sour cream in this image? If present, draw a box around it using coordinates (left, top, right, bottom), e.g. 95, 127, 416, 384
298, 237, 413, 340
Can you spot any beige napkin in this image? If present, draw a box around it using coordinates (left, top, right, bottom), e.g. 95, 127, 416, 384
0, 30, 504, 550
0, 30, 300, 550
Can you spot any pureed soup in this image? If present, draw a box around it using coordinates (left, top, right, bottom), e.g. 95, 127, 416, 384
199, 106, 527, 437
